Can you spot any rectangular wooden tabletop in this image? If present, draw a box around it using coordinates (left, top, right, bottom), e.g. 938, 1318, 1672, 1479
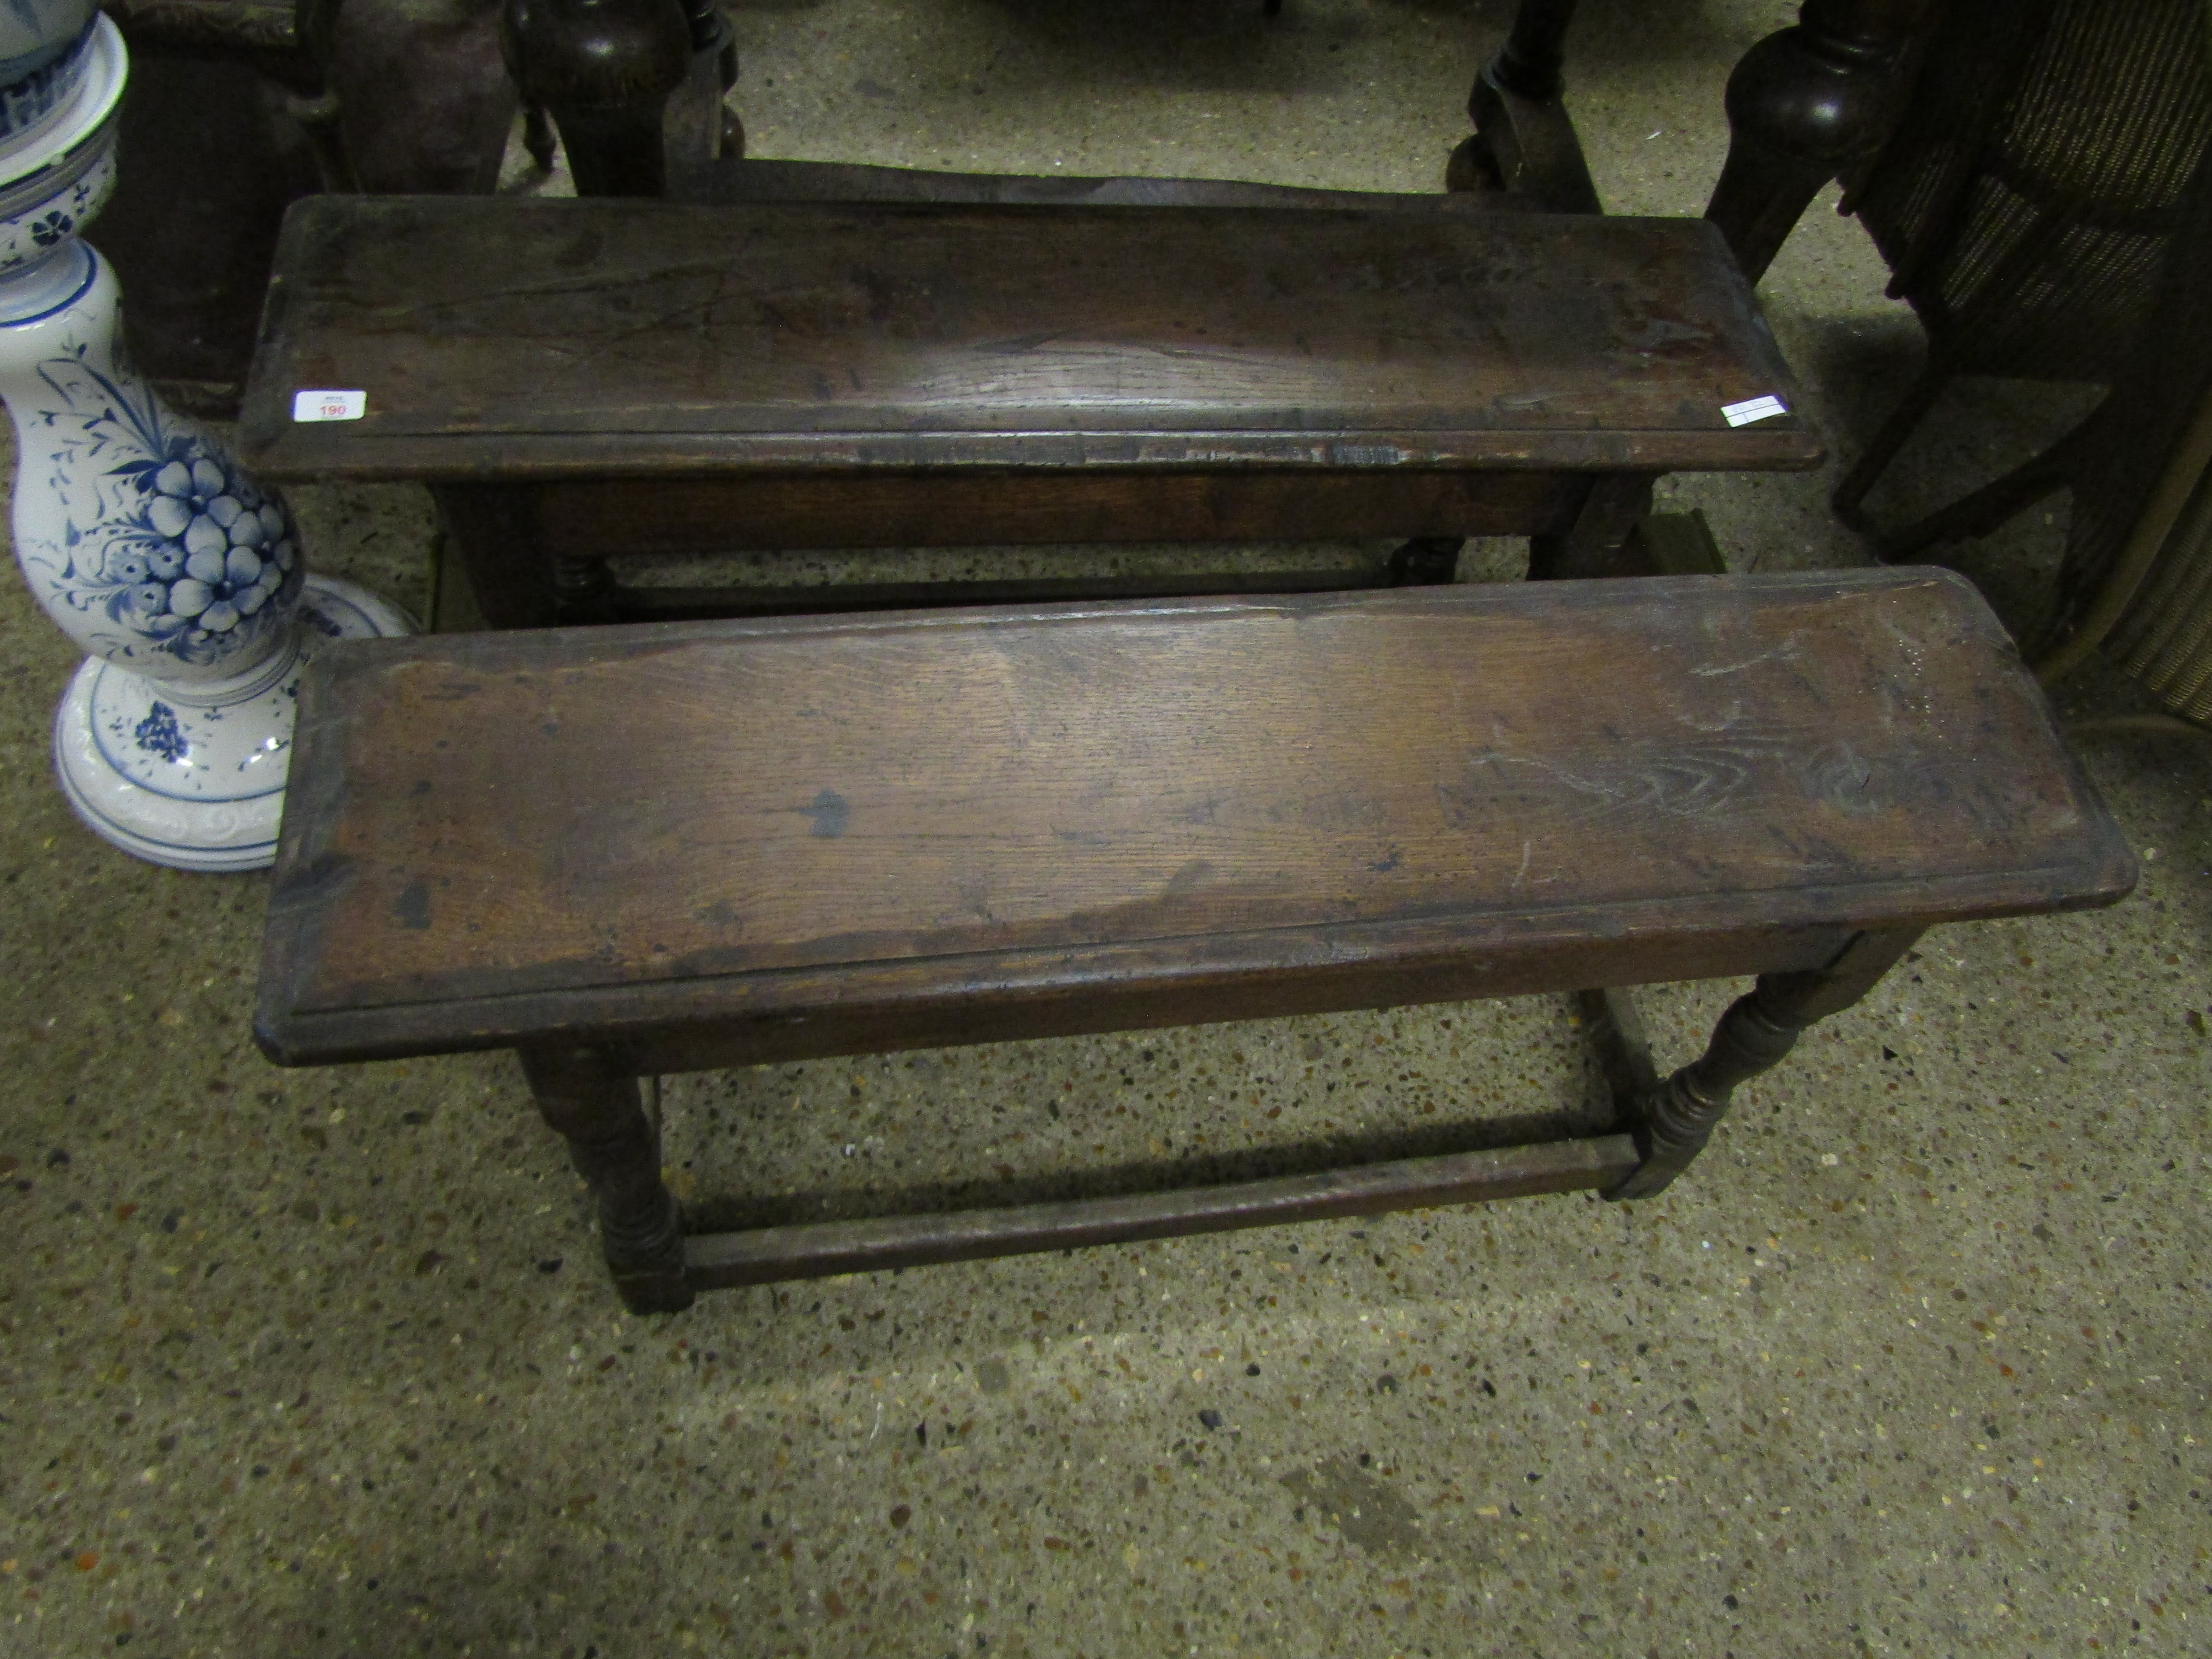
239, 196, 1822, 481
259, 571, 2133, 1064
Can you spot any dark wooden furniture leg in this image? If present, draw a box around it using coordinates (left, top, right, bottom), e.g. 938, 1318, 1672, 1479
501, 0, 691, 197
1528, 474, 1657, 580
1605, 927, 1920, 1200
430, 485, 562, 628
1704, 0, 1936, 283
432, 483, 635, 628
523, 102, 557, 170
666, 0, 738, 167
520, 1044, 694, 1313
1449, 0, 1601, 214
1385, 537, 1464, 585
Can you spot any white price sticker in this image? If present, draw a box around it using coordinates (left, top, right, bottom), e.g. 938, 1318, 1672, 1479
1721, 394, 1788, 428
293, 389, 367, 423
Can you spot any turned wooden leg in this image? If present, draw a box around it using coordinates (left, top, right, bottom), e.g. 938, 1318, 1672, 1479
1528, 473, 1656, 581
520, 1043, 693, 1313
1449, 0, 1600, 213
1704, 0, 1936, 283
1606, 927, 1920, 1200
501, 0, 691, 197
551, 551, 622, 623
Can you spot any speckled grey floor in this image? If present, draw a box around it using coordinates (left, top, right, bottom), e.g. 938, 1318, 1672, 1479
6, 2, 2212, 1655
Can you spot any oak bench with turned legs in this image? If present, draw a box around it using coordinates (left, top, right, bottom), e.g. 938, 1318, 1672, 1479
253, 569, 2133, 1313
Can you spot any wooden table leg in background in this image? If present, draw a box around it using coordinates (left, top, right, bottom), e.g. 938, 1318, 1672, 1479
519, 1044, 694, 1314
1704, 0, 1936, 283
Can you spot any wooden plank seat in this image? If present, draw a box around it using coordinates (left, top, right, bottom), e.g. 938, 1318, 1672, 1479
237, 194, 1821, 628
254, 568, 2134, 1313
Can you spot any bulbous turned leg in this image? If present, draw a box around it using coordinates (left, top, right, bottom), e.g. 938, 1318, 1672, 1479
1704, 0, 1936, 283
501, 0, 690, 196
1608, 983, 1808, 1200
520, 1044, 693, 1314
1607, 928, 1920, 1200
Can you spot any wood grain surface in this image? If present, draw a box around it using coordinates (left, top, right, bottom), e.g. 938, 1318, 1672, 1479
239, 196, 1821, 480
258, 570, 2134, 1064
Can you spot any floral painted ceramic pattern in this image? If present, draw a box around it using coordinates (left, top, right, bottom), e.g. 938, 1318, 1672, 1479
18, 342, 304, 673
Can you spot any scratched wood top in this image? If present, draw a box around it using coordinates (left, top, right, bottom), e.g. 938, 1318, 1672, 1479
238, 196, 1821, 480
259, 570, 2132, 1060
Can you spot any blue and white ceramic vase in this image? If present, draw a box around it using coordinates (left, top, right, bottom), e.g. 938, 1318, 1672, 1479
0, 0, 97, 163
0, 18, 411, 871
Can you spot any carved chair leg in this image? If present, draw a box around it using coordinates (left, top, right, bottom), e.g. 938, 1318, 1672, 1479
1605, 927, 1920, 1200
1704, 0, 1936, 283
520, 1043, 693, 1313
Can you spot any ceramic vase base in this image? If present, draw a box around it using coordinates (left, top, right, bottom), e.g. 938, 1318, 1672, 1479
50, 574, 413, 872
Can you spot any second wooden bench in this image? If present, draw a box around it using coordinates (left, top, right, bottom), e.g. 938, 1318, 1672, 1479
238, 195, 1820, 626
255, 569, 2133, 1312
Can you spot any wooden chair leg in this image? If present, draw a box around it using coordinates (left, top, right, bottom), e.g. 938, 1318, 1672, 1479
1704, 0, 1937, 283
501, 0, 691, 197
1605, 927, 1920, 1200
1874, 415, 2099, 564
520, 1044, 693, 1313
1449, 0, 1601, 214
551, 551, 623, 623
666, 0, 736, 169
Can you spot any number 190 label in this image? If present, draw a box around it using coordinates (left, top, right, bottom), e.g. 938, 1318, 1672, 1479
293, 389, 367, 422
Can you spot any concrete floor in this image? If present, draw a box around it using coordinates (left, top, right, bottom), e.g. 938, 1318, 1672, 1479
6, 1, 2212, 1653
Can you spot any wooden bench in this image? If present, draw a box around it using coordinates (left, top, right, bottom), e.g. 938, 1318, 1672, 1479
254, 568, 2133, 1312
236, 194, 1820, 626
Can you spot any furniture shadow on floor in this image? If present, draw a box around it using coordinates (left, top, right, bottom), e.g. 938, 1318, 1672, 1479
659, 993, 1630, 1237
